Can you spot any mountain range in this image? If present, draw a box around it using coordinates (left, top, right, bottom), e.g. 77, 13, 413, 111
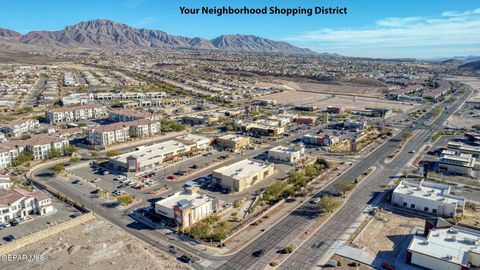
0, 19, 315, 55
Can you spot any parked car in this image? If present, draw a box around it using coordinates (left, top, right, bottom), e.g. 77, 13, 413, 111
3, 235, 15, 242
167, 175, 176, 180
91, 189, 100, 194
310, 197, 321, 204
102, 170, 110, 175
91, 178, 101, 183
72, 179, 81, 184
10, 220, 19, 226
381, 262, 396, 270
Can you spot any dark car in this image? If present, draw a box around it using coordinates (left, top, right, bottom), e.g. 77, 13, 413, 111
252, 249, 265, 257
3, 235, 15, 242
178, 255, 191, 263
381, 262, 396, 270
72, 179, 81, 184
91, 189, 100, 194
191, 165, 199, 169
10, 220, 19, 226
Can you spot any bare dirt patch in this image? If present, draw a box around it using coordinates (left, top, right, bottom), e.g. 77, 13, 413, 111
2, 219, 187, 270
353, 210, 423, 260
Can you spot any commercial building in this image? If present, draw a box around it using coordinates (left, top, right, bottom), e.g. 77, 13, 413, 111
1, 119, 40, 138
212, 159, 274, 192
392, 179, 465, 217
268, 145, 305, 164
0, 188, 54, 225
215, 134, 251, 152
294, 116, 318, 125
437, 150, 477, 178
448, 141, 480, 158
108, 139, 197, 175
235, 121, 285, 138
45, 104, 108, 124
155, 182, 218, 228
183, 114, 219, 126
407, 218, 480, 270
326, 106, 345, 114
176, 134, 211, 150
303, 134, 340, 148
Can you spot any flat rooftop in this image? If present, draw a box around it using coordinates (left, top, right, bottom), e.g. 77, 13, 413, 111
156, 191, 213, 210
218, 134, 248, 141
213, 159, 273, 180
110, 139, 193, 164
409, 227, 480, 266
393, 180, 463, 205
269, 145, 303, 154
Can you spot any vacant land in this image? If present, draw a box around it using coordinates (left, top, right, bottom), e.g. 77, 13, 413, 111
3, 219, 187, 270
353, 210, 423, 261
262, 91, 420, 113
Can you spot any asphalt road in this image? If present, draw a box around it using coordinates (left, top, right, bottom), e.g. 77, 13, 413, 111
29, 85, 471, 270
215, 87, 472, 270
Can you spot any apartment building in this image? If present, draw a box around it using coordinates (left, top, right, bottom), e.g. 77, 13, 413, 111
0, 119, 40, 138
0, 175, 11, 190
87, 122, 130, 147
212, 159, 275, 192
45, 104, 107, 124
87, 120, 161, 148
26, 134, 70, 160
294, 116, 318, 125
155, 182, 218, 228
128, 119, 161, 138
392, 180, 465, 217
0, 188, 54, 225
108, 109, 161, 122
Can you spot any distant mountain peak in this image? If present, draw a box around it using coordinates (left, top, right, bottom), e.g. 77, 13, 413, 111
1, 19, 316, 55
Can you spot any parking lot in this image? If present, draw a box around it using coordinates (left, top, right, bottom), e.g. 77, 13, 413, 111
0, 197, 82, 244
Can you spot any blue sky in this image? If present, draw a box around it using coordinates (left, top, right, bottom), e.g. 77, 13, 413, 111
1, 0, 479, 58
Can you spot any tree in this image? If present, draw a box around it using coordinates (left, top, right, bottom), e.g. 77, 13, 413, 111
106, 150, 122, 157
116, 194, 134, 205
472, 124, 480, 131
91, 151, 99, 157
282, 246, 295, 254
14, 152, 33, 166
48, 148, 61, 159
289, 171, 307, 189
225, 123, 234, 131
402, 131, 413, 141
64, 145, 77, 155
317, 196, 339, 213
335, 180, 354, 196
50, 164, 65, 175
20, 134, 31, 140
263, 181, 288, 203
70, 157, 80, 163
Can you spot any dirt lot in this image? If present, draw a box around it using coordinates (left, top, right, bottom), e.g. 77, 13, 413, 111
2, 219, 187, 270
262, 91, 420, 113
329, 254, 375, 270
353, 210, 424, 261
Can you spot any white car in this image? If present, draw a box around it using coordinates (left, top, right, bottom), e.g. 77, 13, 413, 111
129, 181, 138, 186
91, 178, 101, 183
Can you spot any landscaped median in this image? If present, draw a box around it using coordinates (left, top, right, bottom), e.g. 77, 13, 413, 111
267, 166, 377, 269
384, 130, 417, 164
